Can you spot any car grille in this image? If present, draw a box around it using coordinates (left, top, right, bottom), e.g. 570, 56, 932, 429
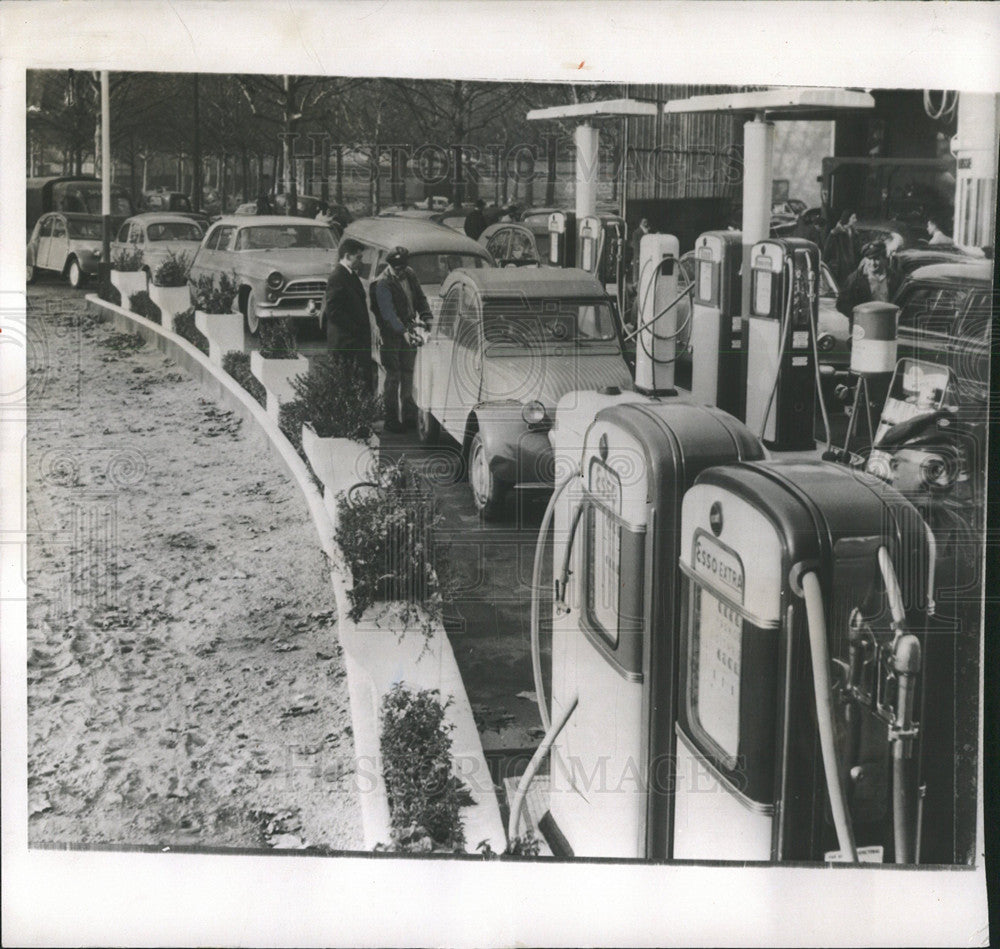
284, 280, 326, 295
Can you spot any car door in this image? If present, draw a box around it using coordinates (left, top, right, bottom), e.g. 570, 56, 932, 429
111, 220, 131, 262
442, 284, 483, 434
421, 284, 460, 421
35, 215, 54, 271
948, 289, 990, 407
47, 215, 70, 272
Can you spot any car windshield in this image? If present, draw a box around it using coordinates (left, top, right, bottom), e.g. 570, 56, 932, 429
482, 298, 617, 350
147, 221, 203, 242
408, 253, 489, 286
67, 219, 103, 240
235, 225, 335, 250
56, 184, 132, 217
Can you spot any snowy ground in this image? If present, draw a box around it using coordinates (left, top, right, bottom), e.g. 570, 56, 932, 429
24, 282, 363, 852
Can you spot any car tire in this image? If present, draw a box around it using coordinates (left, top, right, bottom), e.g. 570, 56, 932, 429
245, 290, 260, 336
416, 408, 440, 446
468, 431, 509, 520
67, 258, 84, 289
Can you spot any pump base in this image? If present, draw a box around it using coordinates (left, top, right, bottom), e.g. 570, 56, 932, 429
634, 386, 678, 399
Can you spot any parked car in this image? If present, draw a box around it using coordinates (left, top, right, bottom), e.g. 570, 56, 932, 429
414, 268, 633, 518
111, 213, 204, 286
479, 221, 548, 267
186, 215, 338, 335
892, 260, 993, 411
341, 216, 495, 324
141, 190, 210, 231
26, 212, 104, 287
26, 175, 133, 235
235, 194, 334, 222
891, 245, 985, 280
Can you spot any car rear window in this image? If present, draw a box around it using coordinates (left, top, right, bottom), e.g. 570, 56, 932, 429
147, 221, 203, 242
482, 298, 617, 348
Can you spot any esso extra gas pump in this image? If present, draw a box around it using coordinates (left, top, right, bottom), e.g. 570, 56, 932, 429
689, 230, 745, 419
577, 215, 601, 276
671, 460, 957, 865
513, 398, 763, 859
547, 211, 577, 268
744, 238, 821, 451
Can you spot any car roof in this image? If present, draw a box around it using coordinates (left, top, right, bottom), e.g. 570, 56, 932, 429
211, 215, 328, 227
124, 212, 203, 226
343, 216, 490, 255
442, 266, 607, 298
42, 211, 104, 221
905, 260, 993, 284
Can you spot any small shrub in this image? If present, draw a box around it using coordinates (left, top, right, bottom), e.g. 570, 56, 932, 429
278, 397, 309, 455
334, 457, 446, 630
100, 282, 121, 306
258, 317, 298, 359
111, 245, 144, 272
222, 350, 265, 407
153, 251, 191, 288
174, 307, 209, 355
476, 831, 542, 858
379, 684, 472, 852
129, 290, 162, 324
286, 355, 381, 443
192, 272, 238, 314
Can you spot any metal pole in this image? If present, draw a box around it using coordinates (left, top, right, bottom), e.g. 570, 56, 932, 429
100, 70, 111, 298
192, 74, 202, 213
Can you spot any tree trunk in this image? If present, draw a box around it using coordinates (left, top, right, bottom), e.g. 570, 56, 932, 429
335, 145, 343, 204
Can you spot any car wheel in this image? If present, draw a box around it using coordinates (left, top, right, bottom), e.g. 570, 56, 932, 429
417, 408, 440, 446
245, 290, 260, 336
26, 261, 36, 285
67, 258, 84, 289
468, 431, 509, 520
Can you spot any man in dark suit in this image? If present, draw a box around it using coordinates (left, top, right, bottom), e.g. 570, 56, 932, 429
322, 237, 374, 392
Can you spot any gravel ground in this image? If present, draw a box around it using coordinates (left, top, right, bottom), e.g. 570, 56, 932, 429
25, 283, 363, 852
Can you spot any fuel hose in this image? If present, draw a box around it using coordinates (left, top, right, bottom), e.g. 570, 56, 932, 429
801, 570, 858, 862
531, 467, 580, 733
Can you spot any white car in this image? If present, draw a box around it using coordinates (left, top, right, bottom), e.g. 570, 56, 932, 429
111, 213, 205, 286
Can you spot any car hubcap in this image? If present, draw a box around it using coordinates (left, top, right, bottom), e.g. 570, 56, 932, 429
471, 444, 488, 502
70, 264, 79, 285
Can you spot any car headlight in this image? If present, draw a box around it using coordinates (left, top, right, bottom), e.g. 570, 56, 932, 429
266, 271, 285, 291
817, 333, 835, 352
522, 400, 547, 427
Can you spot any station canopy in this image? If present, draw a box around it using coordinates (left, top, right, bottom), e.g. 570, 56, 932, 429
527, 98, 659, 121
663, 86, 875, 120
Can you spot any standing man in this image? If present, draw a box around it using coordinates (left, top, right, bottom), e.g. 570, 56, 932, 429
464, 199, 488, 240
630, 217, 650, 283
370, 246, 431, 433
822, 209, 861, 284
322, 238, 374, 392
836, 241, 902, 326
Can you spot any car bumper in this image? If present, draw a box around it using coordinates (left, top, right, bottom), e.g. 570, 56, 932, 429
256, 298, 323, 320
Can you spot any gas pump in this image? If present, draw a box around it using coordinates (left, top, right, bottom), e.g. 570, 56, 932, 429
547, 211, 577, 268
744, 238, 820, 450
689, 230, 745, 419
671, 459, 957, 864
633, 233, 690, 397
514, 398, 764, 859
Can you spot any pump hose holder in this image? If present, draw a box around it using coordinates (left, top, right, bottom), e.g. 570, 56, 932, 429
789, 560, 822, 597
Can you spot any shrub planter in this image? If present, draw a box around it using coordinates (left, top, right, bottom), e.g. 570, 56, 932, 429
301, 423, 377, 513
196, 310, 245, 368
110, 270, 148, 309
251, 350, 310, 423
148, 284, 192, 331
